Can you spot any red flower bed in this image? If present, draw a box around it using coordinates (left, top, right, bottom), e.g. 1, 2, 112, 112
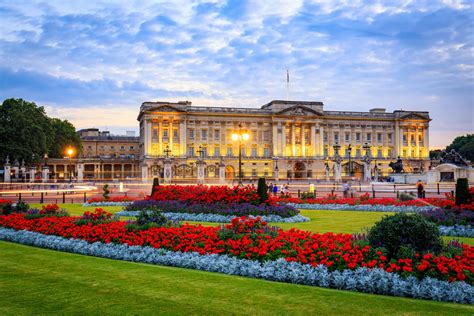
151, 185, 263, 205
275, 193, 471, 209
0, 199, 13, 205
0, 213, 472, 284
87, 196, 136, 203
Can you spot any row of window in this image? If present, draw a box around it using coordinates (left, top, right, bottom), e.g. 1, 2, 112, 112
323, 132, 393, 144
86, 145, 135, 151
187, 147, 271, 158
323, 148, 393, 158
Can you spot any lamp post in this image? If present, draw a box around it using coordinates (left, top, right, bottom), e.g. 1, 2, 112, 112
347, 144, 353, 176
66, 147, 74, 182
232, 123, 249, 186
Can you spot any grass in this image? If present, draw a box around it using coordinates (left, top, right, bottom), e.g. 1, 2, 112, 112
1, 241, 473, 315
29, 204, 474, 246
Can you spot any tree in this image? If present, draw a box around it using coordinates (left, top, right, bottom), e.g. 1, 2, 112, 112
0, 98, 82, 164
446, 134, 474, 161
256, 177, 268, 204
0, 99, 53, 164
49, 118, 82, 158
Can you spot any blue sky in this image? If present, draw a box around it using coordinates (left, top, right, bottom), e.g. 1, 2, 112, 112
0, 0, 473, 148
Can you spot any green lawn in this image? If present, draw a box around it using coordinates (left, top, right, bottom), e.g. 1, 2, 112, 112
1, 241, 472, 315
29, 204, 474, 246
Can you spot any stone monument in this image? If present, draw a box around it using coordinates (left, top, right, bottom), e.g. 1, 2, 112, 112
4, 156, 11, 182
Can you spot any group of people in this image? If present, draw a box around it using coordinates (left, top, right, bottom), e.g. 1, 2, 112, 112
267, 183, 290, 196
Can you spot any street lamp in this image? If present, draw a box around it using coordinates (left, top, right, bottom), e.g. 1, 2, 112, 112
347, 144, 353, 176
232, 123, 249, 185
66, 147, 74, 182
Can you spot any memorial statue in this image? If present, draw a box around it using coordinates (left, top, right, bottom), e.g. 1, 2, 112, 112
333, 156, 342, 182
440, 149, 469, 166
389, 156, 405, 173
325, 162, 330, 181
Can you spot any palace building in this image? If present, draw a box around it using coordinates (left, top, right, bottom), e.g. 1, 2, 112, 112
138, 100, 430, 181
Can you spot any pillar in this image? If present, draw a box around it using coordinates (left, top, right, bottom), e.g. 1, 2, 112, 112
164, 159, 172, 184
4, 163, 11, 182
180, 120, 187, 156
169, 121, 174, 152
121, 164, 125, 179
415, 125, 420, 158
394, 121, 400, 158
219, 161, 226, 183
424, 124, 430, 158
42, 166, 49, 183
272, 123, 278, 156
145, 119, 151, 156
301, 124, 306, 157
141, 165, 148, 182
319, 125, 324, 156
77, 161, 84, 182
281, 123, 286, 156
158, 121, 163, 155
111, 164, 115, 179
311, 124, 317, 157
291, 123, 296, 156
29, 166, 35, 183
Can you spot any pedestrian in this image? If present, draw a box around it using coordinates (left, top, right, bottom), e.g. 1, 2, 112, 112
416, 180, 424, 198
268, 183, 273, 195
273, 183, 278, 196
342, 181, 349, 198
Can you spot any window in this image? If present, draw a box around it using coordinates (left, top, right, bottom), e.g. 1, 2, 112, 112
214, 129, 220, 141
241, 147, 245, 156
214, 146, 220, 157
305, 130, 311, 144
324, 148, 328, 157
403, 134, 407, 143
345, 133, 350, 143
366, 133, 371, 142
189, 129, 194, 140
187, 146, 194, 157
87, 145, 92, 149
263, 131, 271, 142
129, 146, 134, 150
387, 149, 392, 158
388, 133, 392, 143
251, 148, 257, 157
263, 148, 270, 157
201, 129, 208, 141
110, 146, 115, 149
173, 129, 178, 138
334, 132, 339, 143
163, 130, 168, 137
356, 149, 361, 157
227, 147, 233, 157
356, 133, 361, 142
377, 133, 382, 143
323, 132, 328, 142
252, 130, 257, 142
201, 147, 207, 157
120, 146, 125, 150
252, 169, 257, 177
377, 149, 382, 157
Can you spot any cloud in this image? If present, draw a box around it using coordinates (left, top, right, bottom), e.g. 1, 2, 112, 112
0, 0, 472, 148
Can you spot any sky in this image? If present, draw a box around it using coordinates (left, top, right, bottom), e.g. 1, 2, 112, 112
0, 0, 473, 149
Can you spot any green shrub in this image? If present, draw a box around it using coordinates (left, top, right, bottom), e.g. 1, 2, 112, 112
151, 177, 159, 197
1, 203, 13, 215
136, 209, 169, 227
301, 192, 315, 199
399, 192, 415, 201
455, 178, 469, 206
102, 184, 110, 201
256, 177, 268, 204
367, 213, 443, 259
15, 200, 29, 213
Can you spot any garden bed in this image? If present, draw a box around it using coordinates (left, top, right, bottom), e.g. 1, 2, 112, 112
0, 227, 472, 304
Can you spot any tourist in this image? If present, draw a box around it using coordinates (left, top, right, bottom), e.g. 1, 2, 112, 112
342, 181, 350, 198
268, 183, 273, 195
416, 180, 424, 198
273, 183, 278, 196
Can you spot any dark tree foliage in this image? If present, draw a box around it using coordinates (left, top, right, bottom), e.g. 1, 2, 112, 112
256, 177, 268, 204
455, 178, 470, 206
151, 177, 159, 197
0, 98, 82, 164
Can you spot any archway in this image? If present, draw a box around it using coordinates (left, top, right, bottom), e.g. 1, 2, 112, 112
225, 165, 235, 180
293, 162, 306, 178
343, 161, 363, 179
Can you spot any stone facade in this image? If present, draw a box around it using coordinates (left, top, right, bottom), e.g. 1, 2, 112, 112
138, 100, 431, 181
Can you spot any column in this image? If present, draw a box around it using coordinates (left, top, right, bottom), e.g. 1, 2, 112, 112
169, 121, 174, 152
415, 125, 420, 158
319, 125, 324, 156
121, 164, 125, 179
394, 121, 399, 157
311, 124, 317, 157
272, 123, 278, 156
158, 121, 163, 156
301, 124, 306, 157
291, 123, 296, 156
407, 125, 412, 158
180, 120, 187, 156
399, 125, 404, 157
281, 123, 286, 156
111, 164, 115, 179
423, 124, 430, 158
145, 119, 151, 156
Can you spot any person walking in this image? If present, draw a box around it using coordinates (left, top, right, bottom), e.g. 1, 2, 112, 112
416, 180, 424, 198
273, 183, 278, 196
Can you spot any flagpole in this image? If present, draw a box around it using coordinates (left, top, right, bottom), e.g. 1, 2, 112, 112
286, 69, 289, 100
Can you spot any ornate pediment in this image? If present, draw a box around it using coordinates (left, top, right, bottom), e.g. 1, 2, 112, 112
276, 105, 323, 116
400, 112, 429, 121
150, 105, 185, 113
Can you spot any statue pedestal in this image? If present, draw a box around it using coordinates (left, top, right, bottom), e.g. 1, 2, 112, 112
42, 166, 49, 183
4, 164, 11, 182
219, 162, 226, 183
77, 161, 84, 182
164, 159, 172, 185
197, 160, 205, 184
29, 167, 36, 183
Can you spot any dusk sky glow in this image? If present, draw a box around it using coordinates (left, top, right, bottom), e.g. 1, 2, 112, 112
1, 0, 473, 148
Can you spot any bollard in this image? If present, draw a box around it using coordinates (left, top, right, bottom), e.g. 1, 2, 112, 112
351, 192, 354, 198
19, 193, 22, 201
84, 192, 87, 203
55, 199, 58, 204
71, 199, 73, 204
423, 190, 426, 199
40, 192, 44, 204
314, 190, 317, 198
396, 190, 399, 198
333, 183, 336, 190
62, 192, 65, 203
359, 183, 362, 192
437, 183, 440, 195
298, 189, 301, 198
372, 190, 375, 198
393, 184, 396, 193
331, 189, 334, 195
